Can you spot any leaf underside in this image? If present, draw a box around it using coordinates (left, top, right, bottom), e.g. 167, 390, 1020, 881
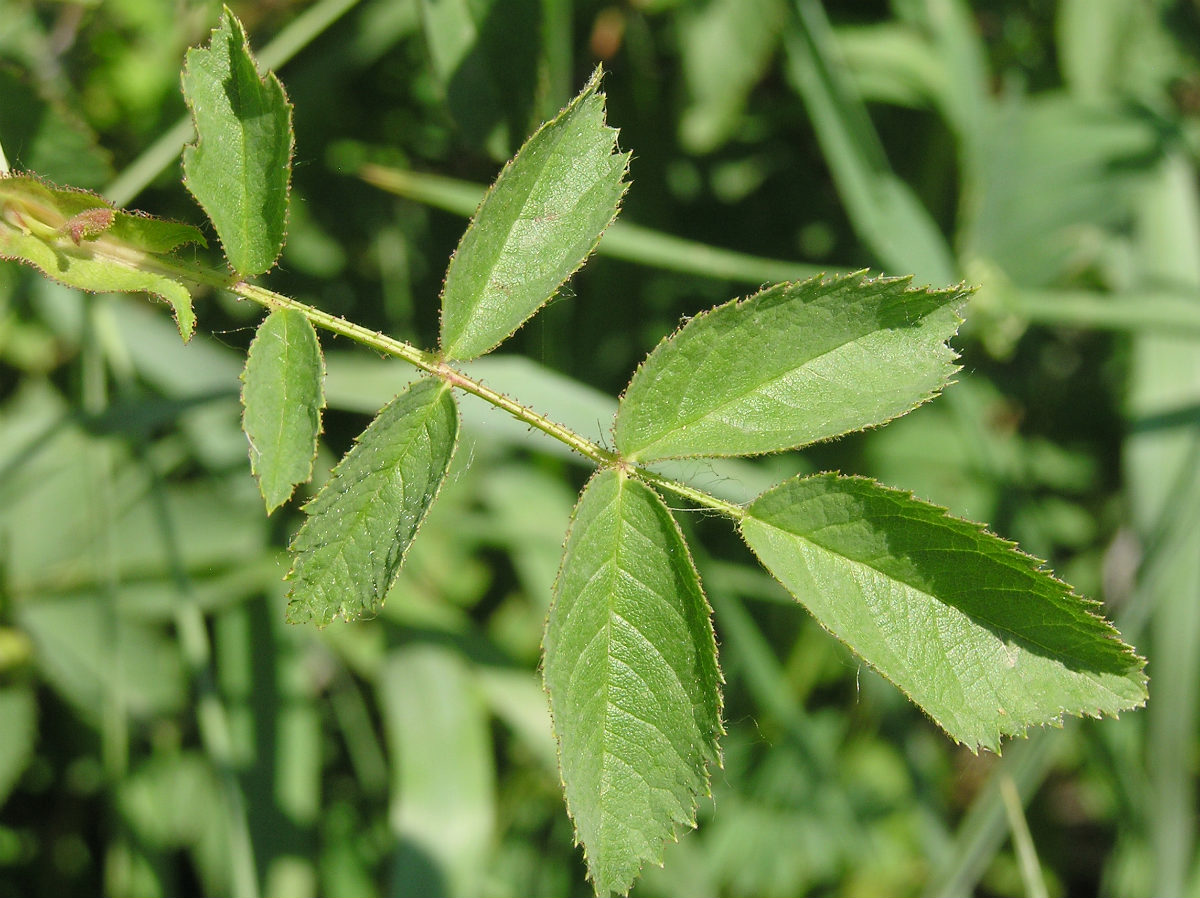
438, 66, 629, 361
614, 272, 970, 462
241, 308, 325, 513
182, 6, 293, 278
286, 377, 458, 626
543, 469, 723, 896
0, 174, 205, 340
740, 472, 1147, 752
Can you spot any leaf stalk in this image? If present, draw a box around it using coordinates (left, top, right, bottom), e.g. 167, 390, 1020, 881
204, 271, 745, 517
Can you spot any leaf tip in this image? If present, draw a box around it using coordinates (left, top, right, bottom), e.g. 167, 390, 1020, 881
283, 595, 315, 627
175, 310, 197, 343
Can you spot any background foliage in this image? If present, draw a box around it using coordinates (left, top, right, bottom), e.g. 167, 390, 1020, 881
1, 0, 1198, 895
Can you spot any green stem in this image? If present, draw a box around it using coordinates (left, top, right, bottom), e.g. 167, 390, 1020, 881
233, 282, 621, 468
999, 773, 1049, 898
1005, 287, 1200, 336
923, 733, 1060, 898
93, 292, 260, 898
187, 271, 746, 518
359, 164, 1200, 335
635, 466, 747, 519
175, 601, 261, 898
145, 249, 746, 515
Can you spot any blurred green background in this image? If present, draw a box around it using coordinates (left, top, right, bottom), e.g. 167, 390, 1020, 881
2, 0, 1199, 895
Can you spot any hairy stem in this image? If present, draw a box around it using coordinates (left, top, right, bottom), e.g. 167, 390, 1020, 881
634, 468, 747, 519
164, 256, 748, 515
231, 282, 622, 467
238, 283, 751, 516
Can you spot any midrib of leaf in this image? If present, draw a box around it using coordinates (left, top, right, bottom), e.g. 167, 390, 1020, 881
577, 485, 620, 791
750, 513, 1123, 676
38, 237, 177, 278
296, 383, 449, 607
1, 192, 193, 274
603, 500, 689, 775
264, 323, 303, 470
631, 311, 950, 458
567, 479, 696, 854
234, 81, 254, 260
228, 56, 263, 262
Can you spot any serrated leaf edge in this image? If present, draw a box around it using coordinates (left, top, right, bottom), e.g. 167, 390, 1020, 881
739, 471, 1148, 753
283, 378, 460, 626
541, 467, 725, 895
180, 5, 294, 278
438, 65, 631, 361
613, 270, 972, 462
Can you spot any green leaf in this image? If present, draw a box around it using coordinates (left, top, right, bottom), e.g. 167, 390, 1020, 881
739, 473, 1147, 752
543, 469, 723, 895
0, 174, 206, 340
615, 272, 968, 462
18, 597, 188, 721
182, 6, 293, 278
285, 377, 458, 626
966, 96, 1156, 288
439, 66, 629, 360
118, 752, 232, 895
241, 308, 325, 513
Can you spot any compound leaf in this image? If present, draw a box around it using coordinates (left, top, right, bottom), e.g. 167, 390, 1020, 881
0, 174, 205, 340
286, 377, 458, 626
740, 472, 1147, 752
439, 66, 629, 360
241, 308, 325, 513
182, 6, 292, 277
543, 469, 722, 895
615, 272, 969, 461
